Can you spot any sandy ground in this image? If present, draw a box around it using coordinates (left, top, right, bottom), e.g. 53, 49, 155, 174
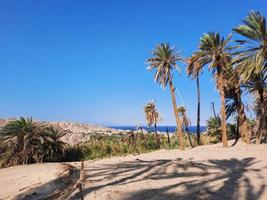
70, 140, 267, 200
0, 163, 77, 200
1, 140, 267, 200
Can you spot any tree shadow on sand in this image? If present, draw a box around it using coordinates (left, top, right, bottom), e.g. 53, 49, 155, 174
69, 157, 266, 200
10, 164, 79, 200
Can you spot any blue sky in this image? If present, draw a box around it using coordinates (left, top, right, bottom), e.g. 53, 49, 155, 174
0, 0, 266, 125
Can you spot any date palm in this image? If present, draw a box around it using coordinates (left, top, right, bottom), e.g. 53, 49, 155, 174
224, 66, 251, 144
0, 117, 67, 166
206, 116, 222, 141
233, 11, 267, 81
233, 10, 267, 144
0, 117, 37, 165
177, 106, 194, 148
187, 54, 203, 145
144, 101, 161, 148
188, 32, 234, 147
43, 125, 68, 162
147, 43, 185, 150
242, 73, 267, 144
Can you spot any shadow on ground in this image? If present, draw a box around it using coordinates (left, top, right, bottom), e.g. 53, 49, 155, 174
69, 157, 266, 200
11, 164, 79, 200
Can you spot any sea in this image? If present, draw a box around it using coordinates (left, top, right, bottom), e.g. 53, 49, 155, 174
109, 126, 206, 134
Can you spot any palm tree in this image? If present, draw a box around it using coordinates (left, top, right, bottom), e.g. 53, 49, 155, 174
144, 101, 161, 148
0, 117, 67, 166
206, 116, 222, 141
147, 43, 185, 150
0, 117, 39, 166
187, 55, 203, 145
224, 65, 251, 144
187, 32, 234, 147
233, 10, 267, 144
177, 106, 194, 148
43, 125, 68, 162
242, 73, 267, 144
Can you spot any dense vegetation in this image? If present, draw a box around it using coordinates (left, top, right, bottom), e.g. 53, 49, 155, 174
0, 117, 233, 167
64, 131, 226, 162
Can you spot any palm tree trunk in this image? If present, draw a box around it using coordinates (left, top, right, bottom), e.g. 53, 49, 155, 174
166, 127, 171, 148
236, 88, 250, 144
231, 114, 240, 146
217, 70, 228, 147
256, 88, 266, 144
196, 76, 201, 145
185, 126, 194, 148
169, 80, 184, 150
154, 123, 160, 149
211, 102, 218, 118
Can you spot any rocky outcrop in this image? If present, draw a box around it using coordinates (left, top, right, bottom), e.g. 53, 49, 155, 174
48, 121, 127, 145
0, 118, 142, 146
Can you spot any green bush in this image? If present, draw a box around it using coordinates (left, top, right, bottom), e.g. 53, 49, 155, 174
0, 117, 67, 167
64, 132, 204, 161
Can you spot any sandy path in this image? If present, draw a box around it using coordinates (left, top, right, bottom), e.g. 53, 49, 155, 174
70, 141, 267, 200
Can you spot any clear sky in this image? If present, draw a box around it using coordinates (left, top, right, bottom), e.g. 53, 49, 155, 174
0, 0, 266, 126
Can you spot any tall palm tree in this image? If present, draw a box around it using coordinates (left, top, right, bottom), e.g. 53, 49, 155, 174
188, 32, 234, 147
224, 65, 251, 144
147, 43, 185, 150
187, 55, 203, 145
233, 10, 267, 144
177, 106, 194, 148
144, 101, 161, 148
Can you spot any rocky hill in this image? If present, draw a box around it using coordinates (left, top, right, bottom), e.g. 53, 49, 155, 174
48, 121, 127, 145
0, 118, 132, 145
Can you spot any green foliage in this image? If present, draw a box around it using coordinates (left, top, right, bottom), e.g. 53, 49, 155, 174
0, 117, 67, 167
206, 117, 222, 138
147, 43, 184, 88
64, 132, 202, 161
188, 32, 235, 75
233, 10, 267, 81
206, 117, 237, 142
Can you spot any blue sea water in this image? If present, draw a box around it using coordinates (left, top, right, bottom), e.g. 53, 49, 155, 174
109, 126, 206, 134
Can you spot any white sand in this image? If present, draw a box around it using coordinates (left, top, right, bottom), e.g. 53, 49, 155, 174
70, 140, 267, 200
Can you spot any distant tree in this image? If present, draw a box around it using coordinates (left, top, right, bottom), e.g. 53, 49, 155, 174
177, 106, 194, 148
147, 43, 185, 150
144, 101, 161, 148
187, 55, 203, 145
206, 116, 222, 141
